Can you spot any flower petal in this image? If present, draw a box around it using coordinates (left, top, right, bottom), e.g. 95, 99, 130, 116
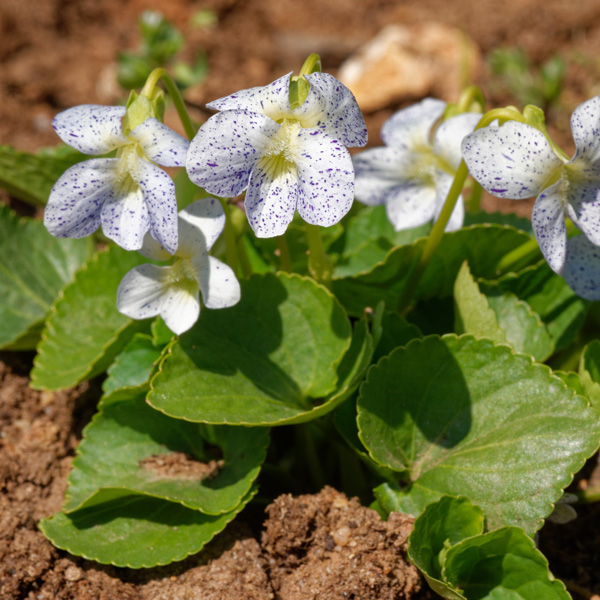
433, 112, 481, 170
100, 181, 150, 251
462, 122, 563, 199
381, 98, 446, 149
564, 179, 600, 246
531, 181, 568, 273
245, 162, 299, 238
384, 183, 437, 231
304, 72, 367, 147
294, 128, 354, 227
206, 72, 293, 120
186, 109, 279, 198
137, 159, 178, 254
562, 235, 600, 300
433, 172, 464, 232
195, 255, 241, 309
160, 286, 201, 335
44, 159, 117, 239
178, 197, 225, 255
128, 118, 190, 167
52, 105, 127, 155
569, 95, 600, 167
353, 146, 419, 206
117, 264, 171, 321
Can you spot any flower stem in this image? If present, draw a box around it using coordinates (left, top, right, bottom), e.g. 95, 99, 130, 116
219, 199, 240, 277
456, 85, 486, 114
398, 161, 470, 314
142, 67, 197, 140
468, 181, 483, 213
305, 224, 332, 287
276, 235, 292, 272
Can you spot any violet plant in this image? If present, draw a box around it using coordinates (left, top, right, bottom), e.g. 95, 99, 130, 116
2, 50, 600, 600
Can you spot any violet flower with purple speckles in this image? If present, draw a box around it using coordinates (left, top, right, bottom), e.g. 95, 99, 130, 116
186, 72, 367, 238
352, 99, 480, 233
462, 96, 600, 275
44, 104, 189, 253
117, 197, 240, 335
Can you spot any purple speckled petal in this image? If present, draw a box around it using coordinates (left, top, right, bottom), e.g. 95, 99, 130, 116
129, 118, 190, 167
44, 158, 117, 239
178, 197, 225, 255
194, 255, 241, 309
186, 110, 280, 198
137, 159, 178, 254
245, 161, 299, 238
52, 105, 127, 155
562, 235, 600, 300
433, 112, 481, 170
381, 98, 446, 149
531, 181, 567, 274
383, 182, 437, 231
353, 146, 420, 207
461, 122, 563, 199
100, 180, 150, 252
564, 180, 600, 246
304, 72, 367, 148
117, 264, 170, 321
294, 128, 354, 228
206, 73, 293, 121
433, 171, 464, 232
569, 96, 600, 169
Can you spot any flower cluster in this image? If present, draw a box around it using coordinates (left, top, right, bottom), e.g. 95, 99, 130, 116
462, 96, 600, 299
352, 98, 480, 232
44, 67, 368, 331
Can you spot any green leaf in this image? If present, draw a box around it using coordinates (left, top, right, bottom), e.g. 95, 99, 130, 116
408, 496, 485, 599
485, 261, 588, 352
149, 273, 355, 425
579, 340, 600, 410
31, 245, 149, 390
463, 210, 532, 232
455, 261, 554, 361
444, 527, 571, 599
64, 393, 268, 515
357, 334, 600, 533
408, 496, 570, 600
40, 488, 255, 568
372, 311, 423, 363
454, 261, 506, 344
0, 204, 92, 349
0, 145, 88, 206
332, 225, 532, 316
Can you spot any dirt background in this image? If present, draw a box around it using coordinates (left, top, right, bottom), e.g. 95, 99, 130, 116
2, 0, 600, 598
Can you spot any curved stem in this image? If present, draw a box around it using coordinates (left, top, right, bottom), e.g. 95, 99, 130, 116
468, 181, 483, 213
276, 235, 292, 272
457, 85, 486, 114
142, 67, 197, 140
398, 161, 470, 314
306, 223, 332, 287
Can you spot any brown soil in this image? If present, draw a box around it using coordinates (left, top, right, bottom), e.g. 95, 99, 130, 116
0, 358, 430, 600
3, 1, 600, 598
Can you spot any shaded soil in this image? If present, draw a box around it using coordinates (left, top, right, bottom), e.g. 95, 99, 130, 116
3, 1, 600, 598
0, 359, 430, 599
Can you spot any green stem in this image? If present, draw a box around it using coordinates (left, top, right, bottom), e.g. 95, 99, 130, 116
276, 235, 292, 272
142, 67, 197, 140
306, 223, 332, 287
219, 199, 240, 277
577, 485, 600, 504
398, 161, 470, 314
296, 423, 326, 491
456, 85, 486, 114
468, 181, 483, 213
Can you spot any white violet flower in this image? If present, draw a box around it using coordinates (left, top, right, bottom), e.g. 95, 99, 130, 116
45, 104, 189, 253
186, 72, 367, 238
117, 197, 240, 335
461, 96, 600, 275
352, 98, 481, 232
